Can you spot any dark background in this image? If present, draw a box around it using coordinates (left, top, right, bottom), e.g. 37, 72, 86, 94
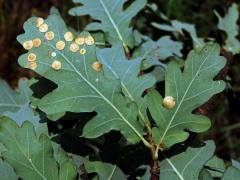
0, 0, 239, 161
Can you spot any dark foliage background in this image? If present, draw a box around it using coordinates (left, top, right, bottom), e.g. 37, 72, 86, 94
0, 0, 239, 164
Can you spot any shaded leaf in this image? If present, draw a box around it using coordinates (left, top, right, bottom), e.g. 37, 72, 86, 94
147, 44, 226, 148
59, 160, 78, 180
69, 0, 147, 48
133, 36, 183, 61
215, 3, 240, 54
152, 20, 204, 46
0, 79, 31, 114
0, 79, 47, 136
222, 167, 240, 180
0, 117, 77, 180
199, 169, 213, 180
17, 14, 146, 145
85, 161, 127, 180
161, 141, 215, 180
0, 116, 59, 180
205, 155, 225, 177
0, 159, 18, 180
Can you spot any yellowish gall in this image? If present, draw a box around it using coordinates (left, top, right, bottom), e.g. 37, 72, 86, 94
56, 41, 66, 50
162, 96, 176, 109
52, 60, 62, 70
45, 31, 55, 40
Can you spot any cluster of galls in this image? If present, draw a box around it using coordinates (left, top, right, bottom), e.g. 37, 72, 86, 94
22, 17, 102, 72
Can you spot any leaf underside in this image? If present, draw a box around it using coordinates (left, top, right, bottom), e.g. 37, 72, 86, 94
17, 14, 145, 144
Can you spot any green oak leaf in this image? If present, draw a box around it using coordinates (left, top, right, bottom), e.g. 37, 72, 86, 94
215, 3, 240, 54
0, 79, 47, 136
205, 155, 225, 177
97, 44, 155, 126
0, 159, 18, 180
69, 0, 147, 49
0, 117, 55, 180
147, 44, 226, 148
133, 36, 183, 61
160, 141, 215, 180
17, 14, 146, 145
199, 169, 213, 180
222, 167, 240, 180
152, 20, 204, 46
85, 161, 127, 180
0, 79, 31, 114
0, 117, 77, 180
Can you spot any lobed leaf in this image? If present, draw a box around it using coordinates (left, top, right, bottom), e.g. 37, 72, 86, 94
160, 141, 215, 180
17, 14, 146, 145
147, 44, 226, 148
0, 117, 77, 180
152, 20, 204, 46
0, 79, 31, 114
69, 0, 147, 48
85, 161, 127, 180
97, 44, 155, 126
215, 3, 240, 54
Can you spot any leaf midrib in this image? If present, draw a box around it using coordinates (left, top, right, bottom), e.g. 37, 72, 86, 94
159, 47, 213, 144
99, 0, 125, 45
49, 45, 146, 144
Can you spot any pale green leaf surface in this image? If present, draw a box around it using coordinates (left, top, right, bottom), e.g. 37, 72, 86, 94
232, 159, 240, 170
0, 159, 18, 180
85, 161, 127, 180
205, 155, 225, 177
152, 20, 204, 46
69, 0, 147, 48
97, 44, 156, 125
4, 103, 47, 136
222, 167, 240, 180
160, 141, 215, 180
147, 44, 226, 148
199, 169, 213, 180
215, 3, 240, 54
0, 79, 30, 114
0, 79, 47, 136
133, 36, 183, 61
59, 160, 78, 180
17, 14, 145, 144
0, 117, 59, 180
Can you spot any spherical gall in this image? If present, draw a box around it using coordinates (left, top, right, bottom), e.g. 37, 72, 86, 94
52, 60, 61, 70
70, 43, 79, 52
23, 40, 33, 50
27, 53, 37, 62
92, 62, 103, 72
162, 96, 176, 109
85, 36, 95, 45
75, 36, 85, 45
32, 38, 41, 47
39, 23, 48, 32
45, 31, 55, 40
56, 41, 65, 50
64, 32, 74, 41
79, 48, 86, 55
35, 17, 44, 28
28, 62, 37, 70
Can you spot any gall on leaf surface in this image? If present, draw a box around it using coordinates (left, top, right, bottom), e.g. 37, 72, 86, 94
147, 44, 226, 148
17, 14, 146, 145
69, 0, 147, 48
